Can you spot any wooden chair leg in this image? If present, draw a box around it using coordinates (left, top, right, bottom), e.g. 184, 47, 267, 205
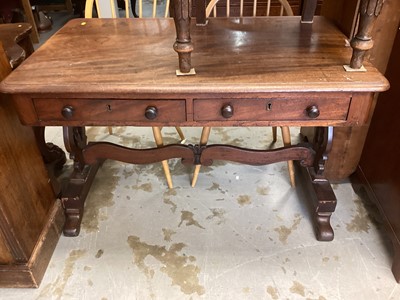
159, 127, 185, 142
152, 126, 173, 189
175, 126, 186, 143
272, 126, 278, 143
191, 126, 211, 187
281, 126, 295, 187
108, 126, 113, 134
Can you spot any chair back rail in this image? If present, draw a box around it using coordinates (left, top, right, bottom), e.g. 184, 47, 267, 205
206, 0, 293, 18
85, 0, 170, 19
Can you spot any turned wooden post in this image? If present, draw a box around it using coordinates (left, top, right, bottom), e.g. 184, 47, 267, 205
350, 0, 384, 69
301, 0, 318, 23
172, 0, 194, 74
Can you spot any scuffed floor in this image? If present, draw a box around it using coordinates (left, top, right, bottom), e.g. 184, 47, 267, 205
2, 126, 400, 299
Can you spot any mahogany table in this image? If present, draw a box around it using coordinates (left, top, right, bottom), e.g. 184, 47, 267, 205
0, 15, 388, 242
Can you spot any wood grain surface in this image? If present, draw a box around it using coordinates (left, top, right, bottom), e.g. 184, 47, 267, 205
0, 17, 389, 95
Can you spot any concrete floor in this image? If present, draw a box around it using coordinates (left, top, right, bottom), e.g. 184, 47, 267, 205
2, 7, 400, 300
2, 126, 400, 299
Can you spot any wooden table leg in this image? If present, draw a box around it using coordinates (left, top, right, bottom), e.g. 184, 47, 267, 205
198, 127, 337, 241
61, 163, 100, 237
61, 126, 100, 237
57, 124, 337, 241
60, 127, 196, 236
304, 126, 337, 241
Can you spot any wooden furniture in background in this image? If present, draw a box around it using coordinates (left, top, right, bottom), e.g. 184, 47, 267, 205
352, 25, 400, 283
0, 24, 64, 288
20, 0, 40, 43
193, 0, 324, 23
19, 0, 74, 44
37, 0, 74, 13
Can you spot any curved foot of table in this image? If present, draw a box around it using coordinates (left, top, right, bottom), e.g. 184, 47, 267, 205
301, 166, 337, 242
61, 163, 100, 236
315, 212, 334, 241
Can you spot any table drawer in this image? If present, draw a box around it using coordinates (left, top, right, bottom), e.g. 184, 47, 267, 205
33, 99, 186, 122
193, 97, 351, 121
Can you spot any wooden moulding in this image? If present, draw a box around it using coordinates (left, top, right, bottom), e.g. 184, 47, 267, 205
0, 200, 65, 288
351, 167, 400, 282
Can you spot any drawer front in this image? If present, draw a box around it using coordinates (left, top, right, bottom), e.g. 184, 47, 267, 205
193, 97, 351, 121
33, 99, 186, 122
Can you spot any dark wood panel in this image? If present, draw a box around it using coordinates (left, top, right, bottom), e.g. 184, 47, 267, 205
0, 23, 63, 287
353, 25, 400, 282
318, 0, 400, 181
0, 201, 65, 287
0, 231, 13, 264
321, 0, 359, 38
0, 95, 55, 261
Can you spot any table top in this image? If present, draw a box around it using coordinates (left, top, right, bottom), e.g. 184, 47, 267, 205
0, 17, 389, 96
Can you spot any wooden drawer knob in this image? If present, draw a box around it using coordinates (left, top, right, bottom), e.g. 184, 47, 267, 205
221, 104, 234, 118
306, 105, 320, 119
145, 106, 158, 120
61, 105, 74, 119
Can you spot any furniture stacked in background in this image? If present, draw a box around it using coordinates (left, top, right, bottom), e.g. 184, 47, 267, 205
0, 0, 74, 44
0, 23, 64, 287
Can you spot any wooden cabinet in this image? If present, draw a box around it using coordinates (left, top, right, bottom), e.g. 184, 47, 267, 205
352, 26, 400, 283
0, 24, 64, 288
